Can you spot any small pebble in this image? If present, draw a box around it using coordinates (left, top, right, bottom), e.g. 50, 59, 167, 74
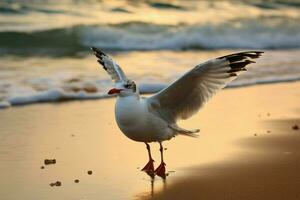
267, 130, 271, 133
49, 181, 62, 187
254, 134, 257, 136
87, 170, 93, 175
55, 181, 61, 186
44, 159, 56, 165
292, 125, 299, 130
74, 179, 80, 183
41, 166, 45, 169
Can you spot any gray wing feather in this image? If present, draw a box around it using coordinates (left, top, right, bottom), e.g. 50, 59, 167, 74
91, 47, 127, 83
147, 51, 263, 123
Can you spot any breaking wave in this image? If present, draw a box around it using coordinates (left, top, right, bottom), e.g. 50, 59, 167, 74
1, 73, 300, 109
1, 17, 300, 56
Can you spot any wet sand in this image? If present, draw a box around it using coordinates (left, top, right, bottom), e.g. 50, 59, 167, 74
0, 81, 299, 200
146, 122, 300, 200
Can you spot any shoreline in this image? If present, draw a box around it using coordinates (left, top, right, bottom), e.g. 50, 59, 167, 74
2, 79, 300, 110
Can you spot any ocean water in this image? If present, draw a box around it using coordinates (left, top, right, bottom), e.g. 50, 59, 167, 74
0, 0, 300, 108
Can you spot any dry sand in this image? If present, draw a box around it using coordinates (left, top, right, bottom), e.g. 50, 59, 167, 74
0, 81, 299, 200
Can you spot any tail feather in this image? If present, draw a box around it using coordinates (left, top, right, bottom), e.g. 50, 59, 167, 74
168, 124, 200, 138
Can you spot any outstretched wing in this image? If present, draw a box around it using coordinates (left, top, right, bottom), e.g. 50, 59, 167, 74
147, 51, 263, 123
91, 47, 128, 83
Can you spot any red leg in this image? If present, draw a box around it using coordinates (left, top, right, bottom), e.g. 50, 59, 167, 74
155, 142, 167, 178
142, 143, 155, 176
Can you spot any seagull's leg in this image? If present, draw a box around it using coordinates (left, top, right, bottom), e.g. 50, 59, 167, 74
142, 143, 155, 176
154, 142, 167, 178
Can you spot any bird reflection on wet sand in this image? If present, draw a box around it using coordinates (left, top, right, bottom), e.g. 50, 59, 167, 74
141, 172, 167, 198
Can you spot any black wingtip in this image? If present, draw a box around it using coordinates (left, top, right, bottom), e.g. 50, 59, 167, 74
219, 51, 264, 74
91, 46, 106, 58
218, 51, 264, 60
229, 72, 237, 77
91, 47, 99, 53
91, 47, 108, 70
97, 59, 106, 69
254, 51, 264, 54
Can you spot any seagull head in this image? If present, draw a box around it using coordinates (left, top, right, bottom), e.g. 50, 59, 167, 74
108, 80, 138, 97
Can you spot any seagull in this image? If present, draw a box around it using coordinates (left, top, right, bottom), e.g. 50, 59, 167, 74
91, 47, 263, 178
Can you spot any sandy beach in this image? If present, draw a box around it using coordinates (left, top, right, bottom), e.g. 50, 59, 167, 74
1, 0, 300, 199
0, 81, 299, 200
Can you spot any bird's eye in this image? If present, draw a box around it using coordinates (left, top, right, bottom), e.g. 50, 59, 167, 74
124, 84, 131, 89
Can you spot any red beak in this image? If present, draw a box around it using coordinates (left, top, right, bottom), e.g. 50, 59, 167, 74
108, 88, 122, 95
